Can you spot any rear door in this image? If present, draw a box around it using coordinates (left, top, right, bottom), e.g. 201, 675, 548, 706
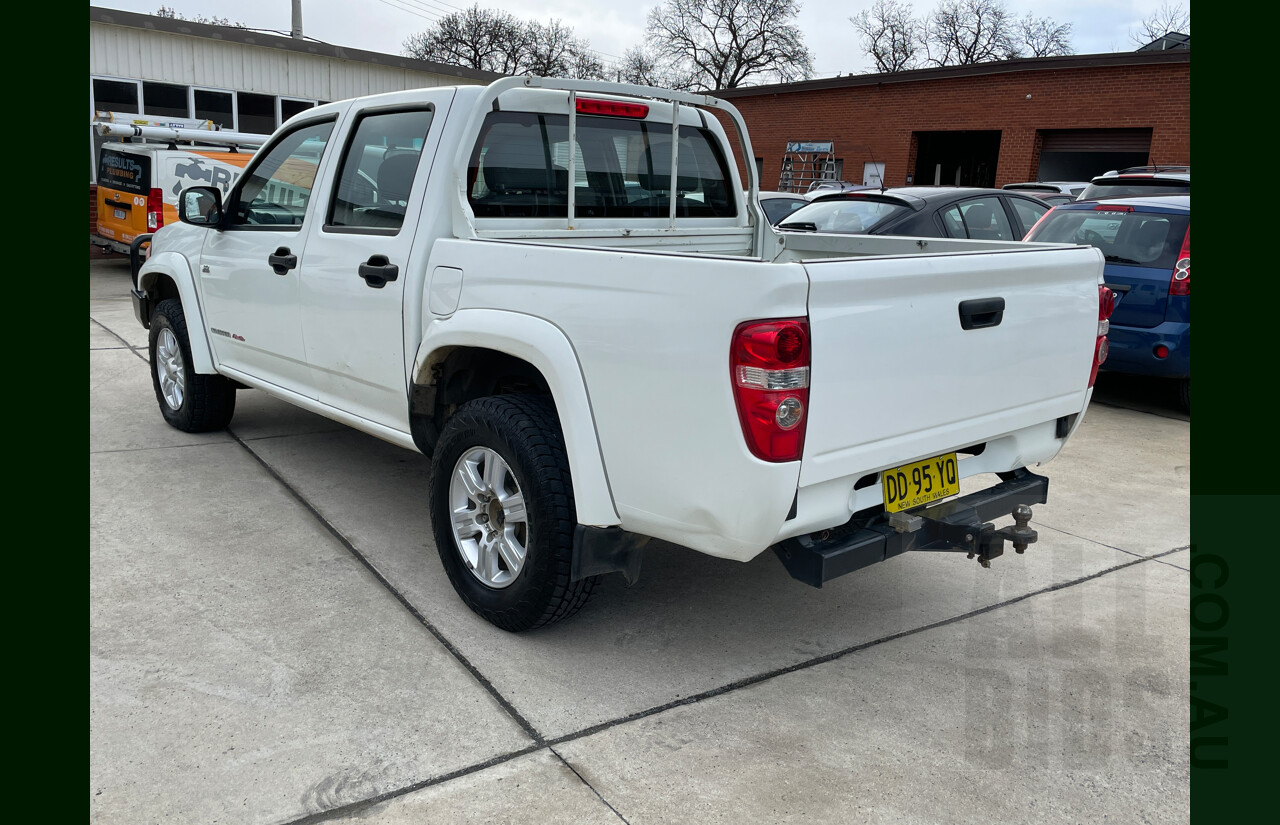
298, 93, 455, 430
96, 147, 152, 244
800, 245, 1103, 486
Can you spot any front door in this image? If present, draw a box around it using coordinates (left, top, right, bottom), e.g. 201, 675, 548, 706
299, 94, 454, 430
199, 118, 337, 395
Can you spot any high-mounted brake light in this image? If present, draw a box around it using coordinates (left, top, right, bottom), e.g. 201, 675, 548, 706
147, 187, 164, 231
1094, 204, 1133, 212
1089, 285, 1115, 388
731, 318, 810, 462
1170, 224, 1190, 297
576, 98, 649, 119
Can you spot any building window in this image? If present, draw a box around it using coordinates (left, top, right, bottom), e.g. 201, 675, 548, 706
92, 78, 140, 114
280, 98, 317, 124
142, 82, 190, 119
194, 89, 235, 130
237, 92, 276, 136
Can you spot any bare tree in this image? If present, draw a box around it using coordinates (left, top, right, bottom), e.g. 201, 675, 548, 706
615, 46, 699, 90
924, 0, 1018, 66
1129, 2, 1191, 47
645, 0, 816, 90
850, 0, 924, 72
402, 4, 605, 79
1016, 12, 1073, 57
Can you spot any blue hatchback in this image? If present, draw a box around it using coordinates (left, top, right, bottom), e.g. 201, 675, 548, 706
1024, 195, 1190, 410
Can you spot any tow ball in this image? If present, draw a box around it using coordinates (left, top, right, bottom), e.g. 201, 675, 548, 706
964, 504, 1038, 568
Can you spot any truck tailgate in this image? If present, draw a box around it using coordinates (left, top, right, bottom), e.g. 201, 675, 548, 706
800, 245, 1104, 487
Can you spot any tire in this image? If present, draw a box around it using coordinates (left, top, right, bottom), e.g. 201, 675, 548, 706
148, 298, 237, 432
429, 394, 597, 631
1178, 378, 1190, 413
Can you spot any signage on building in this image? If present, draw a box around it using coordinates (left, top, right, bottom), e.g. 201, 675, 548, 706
785, 141, 834, 154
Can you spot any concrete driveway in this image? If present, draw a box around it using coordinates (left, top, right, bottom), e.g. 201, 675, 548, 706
90, 257, 1190, 824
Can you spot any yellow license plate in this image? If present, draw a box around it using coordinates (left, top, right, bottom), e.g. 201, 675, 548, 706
882, 453, 960, 513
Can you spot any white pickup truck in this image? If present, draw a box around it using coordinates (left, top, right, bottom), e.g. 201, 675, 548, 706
132, 77, 1111, 631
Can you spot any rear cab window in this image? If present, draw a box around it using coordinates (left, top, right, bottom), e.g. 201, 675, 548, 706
467, 111, 737, 220
1025, 207, 1190, 269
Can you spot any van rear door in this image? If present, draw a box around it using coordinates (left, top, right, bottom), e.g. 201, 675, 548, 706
96, 147, 151, 244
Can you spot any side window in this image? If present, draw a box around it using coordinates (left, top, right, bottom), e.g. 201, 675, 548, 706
942, 197, 1015, 240
328, 109, 434, 231
1009, 197, 1049, 237
231, 120, 335, 227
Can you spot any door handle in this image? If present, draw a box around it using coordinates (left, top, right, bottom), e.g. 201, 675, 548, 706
358, 255, 400, 289
268, 247, 297, 275
958, 297, 1005, 330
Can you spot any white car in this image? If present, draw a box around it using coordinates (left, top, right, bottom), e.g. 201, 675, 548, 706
133, 77, 1108, 631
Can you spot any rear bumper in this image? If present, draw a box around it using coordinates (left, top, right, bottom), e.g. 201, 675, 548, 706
773, 469, 1049, 587
1105, 321, 1190, 378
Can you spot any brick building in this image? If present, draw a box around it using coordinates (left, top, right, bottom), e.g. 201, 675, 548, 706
714, 50, 1190, 192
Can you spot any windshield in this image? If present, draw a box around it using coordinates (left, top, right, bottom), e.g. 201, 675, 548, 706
779, 198, 911, 233
1025, 207, 1190, 269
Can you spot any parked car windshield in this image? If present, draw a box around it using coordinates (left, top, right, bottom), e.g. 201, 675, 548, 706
779, 198, 912, 233
1026, 207, 1190, 269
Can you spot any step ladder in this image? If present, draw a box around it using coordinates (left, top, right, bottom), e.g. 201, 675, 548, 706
778, 141, 837, 193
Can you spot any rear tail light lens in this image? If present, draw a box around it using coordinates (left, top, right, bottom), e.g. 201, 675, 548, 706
147, 187, 164, 231
1089, 285, 1115, 387
1094, 204, 1134, 212
731, 318, 810, 462
1170, 225, 1190, 296
576, 98, 649, 118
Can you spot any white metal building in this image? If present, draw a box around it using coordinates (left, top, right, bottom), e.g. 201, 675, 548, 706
89, 5, 500, 184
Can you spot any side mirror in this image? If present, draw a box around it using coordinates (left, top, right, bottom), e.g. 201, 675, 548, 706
178, 186, 223, 227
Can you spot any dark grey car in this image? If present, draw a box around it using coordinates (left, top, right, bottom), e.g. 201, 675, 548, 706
778, 186, 1053, 240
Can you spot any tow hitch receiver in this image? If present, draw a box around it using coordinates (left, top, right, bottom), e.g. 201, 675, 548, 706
773, 469, 1048, 587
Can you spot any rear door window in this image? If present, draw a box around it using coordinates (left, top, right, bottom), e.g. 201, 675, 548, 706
468, 111, 737, 219
941, 197, 1015, 240
327, 108, 434, 232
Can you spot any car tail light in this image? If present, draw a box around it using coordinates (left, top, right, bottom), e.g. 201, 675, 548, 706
1170, 225, 1190, 296
731, 318, 810, 462
1089, 285, 1115, 387
576, 98, 649, 118
147, 188, 164, 231
1094, 204, 1133, 212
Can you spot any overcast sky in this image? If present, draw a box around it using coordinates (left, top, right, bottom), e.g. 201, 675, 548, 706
94, 1, 1186, 78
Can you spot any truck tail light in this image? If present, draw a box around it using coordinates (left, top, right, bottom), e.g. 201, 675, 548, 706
1170, 225, 1190, 296
731, 318, 810, 462
1090, 286, 1115, 388
147, 188, 164, 231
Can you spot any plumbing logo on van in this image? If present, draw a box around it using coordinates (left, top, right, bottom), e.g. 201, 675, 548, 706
171, 158, 242, 198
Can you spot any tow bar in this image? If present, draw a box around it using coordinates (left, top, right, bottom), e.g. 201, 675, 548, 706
773, 469, 1048, 587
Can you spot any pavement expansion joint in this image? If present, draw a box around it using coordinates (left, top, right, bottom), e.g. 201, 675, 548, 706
550, 746, 632, 824
227, 428, 547, 747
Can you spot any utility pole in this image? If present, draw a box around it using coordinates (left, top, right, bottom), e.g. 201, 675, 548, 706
291, 0, 303, 39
